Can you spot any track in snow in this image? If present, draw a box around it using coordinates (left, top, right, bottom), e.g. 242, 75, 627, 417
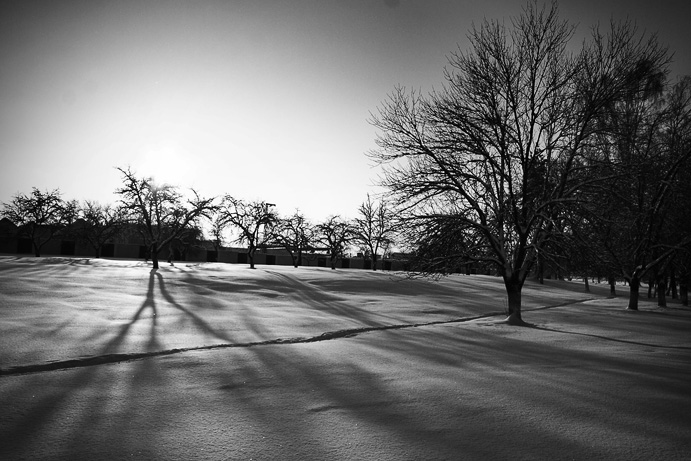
0, 299, 602, 376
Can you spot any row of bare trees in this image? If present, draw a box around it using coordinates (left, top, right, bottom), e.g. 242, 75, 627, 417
211, 193, 396, 270
1, 170, 398, 271
368, 1, 691, 321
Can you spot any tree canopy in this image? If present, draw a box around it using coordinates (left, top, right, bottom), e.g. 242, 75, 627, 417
116, 167, 217, 269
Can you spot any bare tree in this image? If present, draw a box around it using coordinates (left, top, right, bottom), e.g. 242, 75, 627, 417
369, 2, 670, 324
115, 167, 217, 269
316, 216, 353, 270
1, 188, 76, 257
77, 201, 126, 257
353, 194, 396, 271
270, 211, 314, 268
217, 197, 277, 269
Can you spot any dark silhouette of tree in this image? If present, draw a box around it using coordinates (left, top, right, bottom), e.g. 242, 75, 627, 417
115, 167, 216, 269
76, 201, 126, 257
1, 188, 76, 257
316, 216, 353, 270
353, 194, 396, 271
270, 211, 314, 268
369, 1, 670, 324
217, 197, 277, 269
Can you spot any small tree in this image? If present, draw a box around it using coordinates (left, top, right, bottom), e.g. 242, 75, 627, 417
270, 211, 314, 268
1, 188, 76, 257
77, 201, 126, 257
116, 167, 217, 269
217, 197, 277, 269
353, 194, 396, 271
316, 216, 353, 270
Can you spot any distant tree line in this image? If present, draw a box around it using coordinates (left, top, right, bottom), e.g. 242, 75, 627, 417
0, 168, 398, 272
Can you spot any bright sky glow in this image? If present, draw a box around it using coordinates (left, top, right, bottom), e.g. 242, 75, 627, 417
1, 0, 689, 222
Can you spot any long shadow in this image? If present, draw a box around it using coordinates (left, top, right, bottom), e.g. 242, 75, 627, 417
530, 324, 691, 350
102, 269, 160, 354
1, 268, 604, 376
0, 270, 161, 454
1, 264, 238, 456
3, 268, 236, 376
0, 269, 168, 457
208, 317, 691, 459
211, 337, 470, 458
264, 269, 408, 325
4, 316, 689, 459
154, 270, 233, 343
3, 264, 691, 458
0, 356, 104, 456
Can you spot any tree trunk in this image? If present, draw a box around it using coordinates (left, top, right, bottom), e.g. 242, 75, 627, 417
657, 278, 667, 308
584, 276, 590, 293
151, 247, 159, 270
248, 253, 255, 269
627, 276, 640, 310
680, 281, 689, 307
504, 279, 526, 325
372, 253, 378, 271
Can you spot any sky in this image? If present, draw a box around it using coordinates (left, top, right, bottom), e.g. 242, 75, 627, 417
1, 0, 690, 223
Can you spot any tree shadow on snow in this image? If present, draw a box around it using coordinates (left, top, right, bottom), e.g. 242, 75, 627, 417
529, 324, 691, 350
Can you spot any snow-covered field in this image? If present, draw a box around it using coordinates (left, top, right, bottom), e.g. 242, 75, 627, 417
1, 256, 690, 460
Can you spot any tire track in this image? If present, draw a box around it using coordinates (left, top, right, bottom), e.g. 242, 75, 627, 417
0, 299, 599, 377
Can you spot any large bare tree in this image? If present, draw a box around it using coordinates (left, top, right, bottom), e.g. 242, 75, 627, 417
369, 2, 669, 324
116, 167, 216, 269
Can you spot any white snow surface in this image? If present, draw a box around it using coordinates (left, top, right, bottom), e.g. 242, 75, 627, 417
1, 256, 690, 460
